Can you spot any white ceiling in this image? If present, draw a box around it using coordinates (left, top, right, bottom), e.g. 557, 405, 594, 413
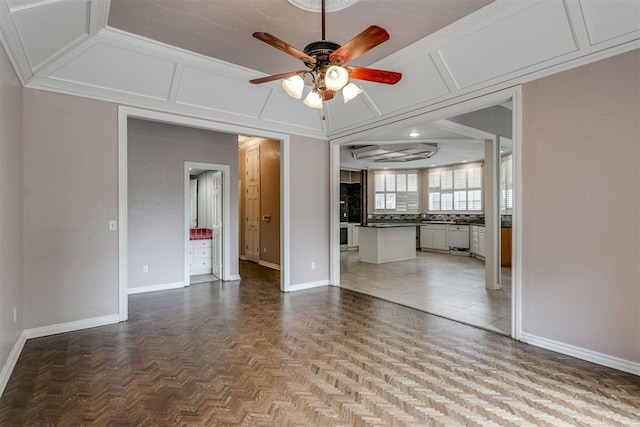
0, 0, 637, 147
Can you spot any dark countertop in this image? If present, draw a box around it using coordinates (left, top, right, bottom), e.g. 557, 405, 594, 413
363, 222, 423, 228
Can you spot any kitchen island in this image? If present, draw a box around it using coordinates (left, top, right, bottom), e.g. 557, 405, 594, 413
359, 223, 419, 264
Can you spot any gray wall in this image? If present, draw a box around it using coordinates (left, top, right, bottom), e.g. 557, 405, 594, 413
23, 89, 118, 329
128, 118, 239, 289
0, 40, 23, 375
522, 49, 640, 363
289, 135, 330, 285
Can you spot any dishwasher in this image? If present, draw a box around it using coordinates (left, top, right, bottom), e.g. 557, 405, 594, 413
446, 224, 470, 255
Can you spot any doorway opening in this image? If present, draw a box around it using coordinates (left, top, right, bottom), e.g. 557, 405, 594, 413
330, 87, 521, 339
238, 136, 282, 272
185, 163, 226, 285
118, 107, 292, 321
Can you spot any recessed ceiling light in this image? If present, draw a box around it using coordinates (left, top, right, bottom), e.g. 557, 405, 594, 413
408, 131, 420, 138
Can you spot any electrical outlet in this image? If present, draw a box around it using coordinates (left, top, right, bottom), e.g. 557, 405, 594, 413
263, 247, 267, 253
311, 261, 316, 270
143, 265, 149, 273
13, 308, 17, 323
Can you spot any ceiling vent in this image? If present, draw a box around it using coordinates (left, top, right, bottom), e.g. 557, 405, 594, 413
351, 143, 439, 162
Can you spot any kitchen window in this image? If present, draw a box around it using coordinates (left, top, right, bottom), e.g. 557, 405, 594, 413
428, 163, 482, 212
374, 170, 419, 213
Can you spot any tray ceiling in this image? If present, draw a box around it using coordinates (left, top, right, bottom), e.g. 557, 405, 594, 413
107, 0, 493, 76
0, 0, 637, 142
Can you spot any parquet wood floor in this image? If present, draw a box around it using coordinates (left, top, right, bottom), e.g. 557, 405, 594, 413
1, 261, 639, 425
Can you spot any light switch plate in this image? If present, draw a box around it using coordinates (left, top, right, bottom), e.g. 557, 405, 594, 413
109, 220, 117, 231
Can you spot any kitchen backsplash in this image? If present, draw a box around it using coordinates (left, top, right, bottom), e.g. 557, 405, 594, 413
366, 213, 512, 226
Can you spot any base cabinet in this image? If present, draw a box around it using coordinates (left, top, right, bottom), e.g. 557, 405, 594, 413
500, 227, 512, 267
190, 239, 212, 275
470, 225, 486, 258
348, 223, 360, 248
420, 224, 447, 250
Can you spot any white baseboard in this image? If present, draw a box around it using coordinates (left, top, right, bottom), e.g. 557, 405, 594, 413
225, 274, 241, 281
288, 280, 330, 292
259, 260, 281, 271
0, 332, 27, 398
521, 333, 640, 376
128, 281, 185, 295
24, 314, 120, 340
239, 255, 248, 261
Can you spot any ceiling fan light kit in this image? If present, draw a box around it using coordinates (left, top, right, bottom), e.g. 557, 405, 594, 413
325, 65, 349, 90
342, 82, 363, 103
250, 0, 401, 109
282, 75, 305, 99
303, 90, 324, 109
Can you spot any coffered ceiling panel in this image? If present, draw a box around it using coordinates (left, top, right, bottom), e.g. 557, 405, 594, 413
12, 0, 89, 70
327, 94, 376, 132
50, 42, 176, 100
260, 89, 325, 133
579, 0, 640, 46
176, 66, 272, 119
364, 54, 451, 116
437, 1, 578, 90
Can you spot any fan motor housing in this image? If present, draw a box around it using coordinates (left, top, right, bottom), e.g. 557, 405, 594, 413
303, 41, 341, 68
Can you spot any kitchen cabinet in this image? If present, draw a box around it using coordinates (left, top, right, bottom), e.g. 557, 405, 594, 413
420, 224, 447, 250
469, 226, 510, 265
360, 225, 416, 264
501, 227, 512, 267
478, 227, 486, 257
470, 225, 485, 258
340, 169, 360, 183
348, 223, 360, 248
470, 226, 479, 254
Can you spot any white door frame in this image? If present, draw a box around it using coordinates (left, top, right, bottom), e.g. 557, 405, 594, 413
118, 106, 291, 322
184, 163, 228, 286
329, 86, 523, 341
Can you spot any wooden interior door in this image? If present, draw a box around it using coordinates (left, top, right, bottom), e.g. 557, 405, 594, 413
245, 147, 260, 262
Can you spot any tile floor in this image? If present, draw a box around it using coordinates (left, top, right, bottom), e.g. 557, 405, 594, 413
340, 250, 512, 335
190, 273, 219, 284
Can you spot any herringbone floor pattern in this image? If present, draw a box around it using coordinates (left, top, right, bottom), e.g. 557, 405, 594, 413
1, 262, 639, 425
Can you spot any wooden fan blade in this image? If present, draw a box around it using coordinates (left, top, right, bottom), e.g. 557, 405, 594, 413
253, 32, 316, 65
348, 66, 402, 85
329, 25, 389, 64
250, 70, 306, 84
321, 90, 335, 101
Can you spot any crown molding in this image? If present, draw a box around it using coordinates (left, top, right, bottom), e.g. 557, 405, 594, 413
25, 76, 327, 140
0, 0, 31, 84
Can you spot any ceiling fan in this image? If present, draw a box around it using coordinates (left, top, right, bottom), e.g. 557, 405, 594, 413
249, 0, 402, 108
